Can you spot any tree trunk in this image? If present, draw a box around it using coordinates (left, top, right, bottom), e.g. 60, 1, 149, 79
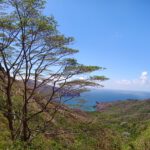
23, 102, 28, 141
6, 86, 14, 140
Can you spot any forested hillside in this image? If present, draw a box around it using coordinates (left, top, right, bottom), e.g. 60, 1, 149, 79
1, 97, 150, 149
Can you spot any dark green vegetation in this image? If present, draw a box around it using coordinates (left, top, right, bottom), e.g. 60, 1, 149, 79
0, 0, 107, 144
1, 98, 150, 150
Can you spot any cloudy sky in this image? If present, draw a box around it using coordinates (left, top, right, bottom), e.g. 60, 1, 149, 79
45, 0, 150, 91
104, 71, 150, 91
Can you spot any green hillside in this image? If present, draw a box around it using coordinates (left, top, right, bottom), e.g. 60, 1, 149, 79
1, 97, 150, 150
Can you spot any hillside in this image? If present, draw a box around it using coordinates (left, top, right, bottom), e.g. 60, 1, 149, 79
1, 98, 150, 149
94, 99, 150, 150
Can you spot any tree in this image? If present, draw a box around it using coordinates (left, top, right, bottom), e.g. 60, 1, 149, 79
0, 0, 108, 143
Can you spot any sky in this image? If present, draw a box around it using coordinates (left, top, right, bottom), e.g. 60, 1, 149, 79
45, 0, 150, 91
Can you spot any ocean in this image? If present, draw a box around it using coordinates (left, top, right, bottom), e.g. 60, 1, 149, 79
65, 89, 150, 111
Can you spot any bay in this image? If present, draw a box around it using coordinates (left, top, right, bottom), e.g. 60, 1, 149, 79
65, 89, 150, 111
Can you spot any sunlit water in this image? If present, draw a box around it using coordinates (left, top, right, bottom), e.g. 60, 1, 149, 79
65, 89, 150, 111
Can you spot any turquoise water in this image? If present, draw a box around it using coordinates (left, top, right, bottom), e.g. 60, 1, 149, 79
65, 89, 150, 111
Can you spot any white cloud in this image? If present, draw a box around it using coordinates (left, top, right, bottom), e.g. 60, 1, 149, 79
78, 77, 85, 80
118, 71, 149, 86
104, 71, 150, 91
140, 71, 149, 84
117, 79, 132, 85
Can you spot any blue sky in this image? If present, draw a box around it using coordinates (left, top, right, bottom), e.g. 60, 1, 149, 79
45, 0, 150, 91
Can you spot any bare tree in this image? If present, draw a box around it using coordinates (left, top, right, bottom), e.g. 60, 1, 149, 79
0, 0, 108, 142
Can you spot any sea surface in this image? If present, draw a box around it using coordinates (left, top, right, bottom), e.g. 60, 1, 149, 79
65, 89, 150, 111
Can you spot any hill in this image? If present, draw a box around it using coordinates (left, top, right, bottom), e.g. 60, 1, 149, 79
94, 99, 150, 150
1, 97, 150, 149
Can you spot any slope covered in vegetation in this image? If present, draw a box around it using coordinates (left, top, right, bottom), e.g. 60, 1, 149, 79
94, 99, 150, 150
1, 97, 150, 149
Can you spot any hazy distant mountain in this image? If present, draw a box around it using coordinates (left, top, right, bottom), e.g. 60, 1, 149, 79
27, 80, 80, 97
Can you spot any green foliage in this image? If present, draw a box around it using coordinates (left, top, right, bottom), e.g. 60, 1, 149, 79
0, 98, 150, 149
0, 0, 107, 145
90, 75, 109, 81
130, 125, 150, 150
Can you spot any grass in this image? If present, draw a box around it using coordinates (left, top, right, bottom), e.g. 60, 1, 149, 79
1, 98, 150, 149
